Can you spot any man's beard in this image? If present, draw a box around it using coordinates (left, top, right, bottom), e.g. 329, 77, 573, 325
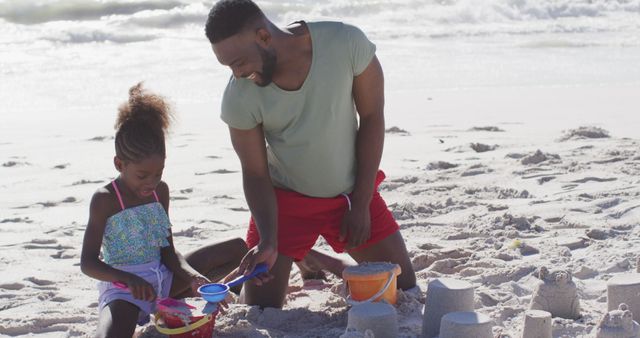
255, 43, 276, 87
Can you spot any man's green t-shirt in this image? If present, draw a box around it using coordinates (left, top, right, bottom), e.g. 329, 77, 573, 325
220, 21, 376, 198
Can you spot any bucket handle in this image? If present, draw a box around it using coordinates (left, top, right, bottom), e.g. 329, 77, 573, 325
347, 271, 395, 306
153, 313, 213, 335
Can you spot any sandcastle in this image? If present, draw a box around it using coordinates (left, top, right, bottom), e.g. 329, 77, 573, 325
529, 266, 580, 319
521, 309, 552, 338
340, 327, 375, 338
421, 278, 475, 338
341, 266, 640, 337
438, 311, 493, 338
594, 303, 640, 338
608, 273, 640, 323
345, 302, 398, 338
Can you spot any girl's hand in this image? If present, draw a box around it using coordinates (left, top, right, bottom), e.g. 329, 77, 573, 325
124, 274, 156, 301
189, 273, 211, 296
217, 298, 230, 315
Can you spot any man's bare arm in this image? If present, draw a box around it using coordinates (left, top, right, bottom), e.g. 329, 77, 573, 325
229, 125, 279, 271
340, 55, 385, 248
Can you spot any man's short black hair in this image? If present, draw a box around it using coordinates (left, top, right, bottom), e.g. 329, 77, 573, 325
205, 0, 264, 44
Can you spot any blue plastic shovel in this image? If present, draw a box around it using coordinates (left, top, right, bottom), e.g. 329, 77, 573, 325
197, 263, 269, 303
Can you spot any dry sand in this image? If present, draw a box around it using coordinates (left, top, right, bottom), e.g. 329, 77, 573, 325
1, 105, 639, 337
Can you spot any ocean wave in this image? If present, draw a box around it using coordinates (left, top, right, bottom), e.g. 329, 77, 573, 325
0, 0, 186, 24
264, 0, 640, 43
118, 3, 207, 28
268, 0, 640, 23
0, 0, 638, 44
42, 29, 158, 44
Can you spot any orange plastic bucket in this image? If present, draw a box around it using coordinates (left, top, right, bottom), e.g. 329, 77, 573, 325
155, 307, 218, 338
342, 262, 402, 305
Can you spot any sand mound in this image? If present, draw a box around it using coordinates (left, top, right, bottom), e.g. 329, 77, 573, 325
560, 126, 610, 141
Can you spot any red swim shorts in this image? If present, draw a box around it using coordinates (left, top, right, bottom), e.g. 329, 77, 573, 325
246, 170, 399, 261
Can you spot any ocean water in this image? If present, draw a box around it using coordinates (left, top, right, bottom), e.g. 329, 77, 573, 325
1, 0, 639, 138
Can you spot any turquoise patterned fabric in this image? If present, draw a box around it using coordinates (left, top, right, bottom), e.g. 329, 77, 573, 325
102, 202, 171, 266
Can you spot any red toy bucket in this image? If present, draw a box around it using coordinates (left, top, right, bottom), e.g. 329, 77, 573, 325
155, 309, 218, 338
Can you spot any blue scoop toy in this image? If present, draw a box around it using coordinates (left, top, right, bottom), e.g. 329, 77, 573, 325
198, 263, 269, 303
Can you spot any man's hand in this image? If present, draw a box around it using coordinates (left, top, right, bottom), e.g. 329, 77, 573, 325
231, 242, 277, 286
339, 204, 371, 250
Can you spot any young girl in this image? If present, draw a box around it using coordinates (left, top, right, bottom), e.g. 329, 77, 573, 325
81, 83, 248, 337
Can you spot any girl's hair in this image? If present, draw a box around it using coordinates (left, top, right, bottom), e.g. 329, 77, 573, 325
114, 83, 173, 162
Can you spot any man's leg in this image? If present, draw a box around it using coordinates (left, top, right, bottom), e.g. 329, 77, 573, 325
242, 253, 293, 308
347, 230, 416, 290
296, 249, 353, 279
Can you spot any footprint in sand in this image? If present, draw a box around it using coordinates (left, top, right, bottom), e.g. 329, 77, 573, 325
470, 143, 498, 153
506, 153, 527, 159
195, 169, 237, 175
25, 244, 74, 250
170, 196, 189, 201
24, 277, 56, 286
15, 197, 78, 209
0, 282, 25, 290
595, 198, 623, 210
571, 177, 617, 184
1, 217, 33, 224
50, 250, 76, 259
211, 195, 234, 200
461, 164, 493, 177
544, 216, 565, 223
0, 316, 87, 335
537, 176, 556, 184
71, 179, 104, 186
179, 188, 193, 194
198, 219, 233, 227
487, 204, 509, 212
591, 157, 626, 164
444, 145, 468, 153
37, 291, 57, 301
608, 204, 640, 219
31, 239, 57, 245
381, 176, 419, 191
391, 176, 419, 184
521, 172, 562, 179
87, 136, 113, 142
385, 126, 410, 135
426, 161, 458, 170
520, 150, 561, 165
2, 161, 30, 167
469, 126, 505, 132
229, 207, 249, 212
24, 238, 74, 250
172, 226, 202, 238
52, 163, 69, 169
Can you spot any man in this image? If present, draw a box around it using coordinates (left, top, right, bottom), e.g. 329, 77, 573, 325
205, 0, 416, 308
